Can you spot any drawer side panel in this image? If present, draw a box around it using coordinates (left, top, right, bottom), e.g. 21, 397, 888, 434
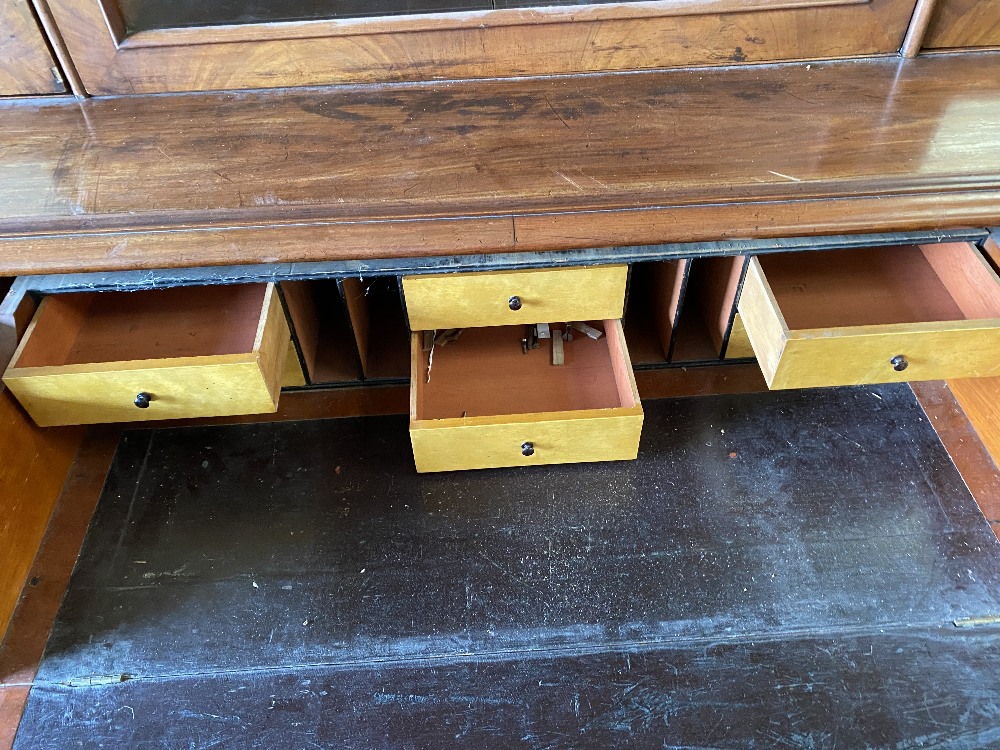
736, 259, 788, 385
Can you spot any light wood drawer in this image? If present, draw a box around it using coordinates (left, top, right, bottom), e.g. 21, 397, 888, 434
3, 283, 290, 426
409, 319, 643, 472
402, 265, 627, 330
724, 313, 755, 359
737, 242, 1000, 389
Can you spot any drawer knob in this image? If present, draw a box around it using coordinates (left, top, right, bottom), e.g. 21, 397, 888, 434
134, 392, 152, 409
508, 295, 523, 311
521, 441, 534, 457
890, 355, 908, 372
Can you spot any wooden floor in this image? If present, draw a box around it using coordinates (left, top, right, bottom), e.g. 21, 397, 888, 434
2, 383, 1000, 748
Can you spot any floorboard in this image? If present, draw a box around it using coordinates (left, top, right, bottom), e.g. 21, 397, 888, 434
13, 384, 1000, 748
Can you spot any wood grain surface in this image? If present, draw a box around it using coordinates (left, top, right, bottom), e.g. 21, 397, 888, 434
740, 246, 1000, 389
3, 285, 291, 426
0, 53, 999, 274
0, 0, 63, 96
403, 265, 627, 330
924, 0, 1000, 47
0, 390, 82, 640
44, 0, 916, 94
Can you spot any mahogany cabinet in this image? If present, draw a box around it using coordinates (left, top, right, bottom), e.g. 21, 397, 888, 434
924, 0, 1000, 49
43, 0, 920, 94
0, 0, 65, 95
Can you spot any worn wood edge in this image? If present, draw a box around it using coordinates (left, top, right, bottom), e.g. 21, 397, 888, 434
789, 318, 1000, 339
735, 258, 787, 386
5, 192, 998, 277
410, 404, 644, 430
606, 318, 642, 407
948, 377, 1000, 487
0, 426, 119, 680
0, 426, 119, 748
912, 381, 1000, 540
0, 392, 85, 652
251, 283, 277, 352
900, 0, 938, 56
255, 287, 293, 408
4, 352, 260, 379
26, 0, 86, 96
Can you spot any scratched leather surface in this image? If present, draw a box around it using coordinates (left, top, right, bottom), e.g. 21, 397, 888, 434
17, 384, 1000, 748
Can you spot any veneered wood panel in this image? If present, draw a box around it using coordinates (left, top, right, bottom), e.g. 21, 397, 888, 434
403, 266, 627, 330
725, 313, 756, 359
0, 389, 82, 639
739, 246, 1000, 390
949, 376, 1000, 467
1, 55, 1000, 273
0, 0, 64, 96
280, 281, 322, 380
924, 0, 1000, 48
44, 0, 917, 94
410, 319, 642, 472
3, 285, 292, 426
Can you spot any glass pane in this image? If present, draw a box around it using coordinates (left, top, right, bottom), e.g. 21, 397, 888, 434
121, 0, 638, 32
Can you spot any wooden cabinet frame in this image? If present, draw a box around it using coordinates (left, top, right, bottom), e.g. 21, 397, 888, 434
46, 0, 919, 94
0, 0, 65, 95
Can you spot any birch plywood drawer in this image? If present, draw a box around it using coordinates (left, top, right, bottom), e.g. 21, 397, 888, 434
3, 283, 291, 426
409, 320, 643, 472
737, 242, 1000, 390
402, 265, 628, 330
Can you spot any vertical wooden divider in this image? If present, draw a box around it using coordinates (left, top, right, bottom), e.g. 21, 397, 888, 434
0, 390, 84, 640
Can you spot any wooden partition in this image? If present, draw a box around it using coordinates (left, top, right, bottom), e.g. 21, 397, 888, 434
623, 260, 688, 366
339, 277, 410, 381
0, 390, 83, 639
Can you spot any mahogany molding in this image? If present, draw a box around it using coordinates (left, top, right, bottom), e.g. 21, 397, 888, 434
1, 54, 999, 273
43, 0, 915, 94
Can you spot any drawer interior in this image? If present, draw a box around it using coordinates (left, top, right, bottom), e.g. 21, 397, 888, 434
759, 243, 1000, 329
414, 321, 636, 420
13, 284, 269, 368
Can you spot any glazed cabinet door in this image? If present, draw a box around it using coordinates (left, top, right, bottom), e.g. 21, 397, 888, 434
0, 0, 66, 96
46, 0, 919, 94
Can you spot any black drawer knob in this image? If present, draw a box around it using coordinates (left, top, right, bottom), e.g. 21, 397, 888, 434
521, 441, 534, 457
508, 295, 522, 311
890, 355, 908, 372
134, 392, 152, 408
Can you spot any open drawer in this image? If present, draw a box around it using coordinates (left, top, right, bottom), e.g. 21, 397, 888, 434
409, 319, 643, 472
3, 283, 291, 426
738, 243, 1000, 390
402, 265, 628, 331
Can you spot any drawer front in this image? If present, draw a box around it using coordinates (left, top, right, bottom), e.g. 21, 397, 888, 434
4, 357, 285, 426
3, 283, 291, 426
765, 326, 1000, 389
403, 265, 628, 330
410, 408, 644, 473
738, 257, 1000, 389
